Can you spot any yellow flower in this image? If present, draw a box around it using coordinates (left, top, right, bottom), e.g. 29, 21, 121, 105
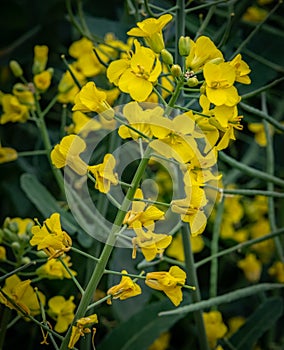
0, 274, 45, 316
132, 225, 172, 261
30, 213, 72, 259
88, 153, 118, 193
32, 45, 49, 74
8, 217, 34, 235
0, 93, 29, 124
127, 14, 173, 53
171, 185, 208, 236
107, 39, 162, 102
149, 114, 198, 163
68, 314, 98, 349
0, 246, 6, 260
268, 261, 284, 283
250, 218, 274, 263
242, 6, 267, 23
229, 54, 251, 84
107, 269, 142, 304
72, 81, 114, 120
203, 62, 240, 106
36, 256, 77, 280
51, 134, 88, 175
47, 295, 76, 333
237, 253, 262, 282
0, 146, 17, 164
123, 188, 165, 228
68, 37, 105, 77
67, 111, 102, 137
227, 316, 246, 337
33, 70, 52, 91
203, 310, 227, 349
186, 36, 223, 72
166, 232, 204, 261
12, 83, 35, 109
145, 266, 186, 306
118, 101, 163, 140
248, 122, 274, 147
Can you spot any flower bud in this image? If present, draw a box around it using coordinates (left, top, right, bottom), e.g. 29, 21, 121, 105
11, 241, 21, 251
187, 77, 199, 87
171, 64, 182, 77
21, 256, 31, 265
161, 49, 174, 65
178, 36, 191, 56
9, 60, 23, 77
208, 57, 224, 65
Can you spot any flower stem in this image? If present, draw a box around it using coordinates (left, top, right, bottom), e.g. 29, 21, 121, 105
59, 147, 152, 350
181, 223, 210, 350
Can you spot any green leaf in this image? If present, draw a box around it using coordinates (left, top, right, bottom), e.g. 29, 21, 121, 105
229, 297, 283, 350
97, 298, 188, 350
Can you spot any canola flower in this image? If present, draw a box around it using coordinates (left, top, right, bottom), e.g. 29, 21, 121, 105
106, 269, 142, 304
68, 314, 98, 349
47, 295, 76, 333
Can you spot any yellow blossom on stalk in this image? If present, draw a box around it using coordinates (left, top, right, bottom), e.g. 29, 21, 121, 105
203, 310, 228, 349
0, 93, 29, 124
33, 70, 52, 91
226, 316, 246, 337
72, 81, 114, 120
32, 45, 49, 74
8, 217, 34, 235
186, 36, 223, 72
132, 225, 172, 261
12, 83, 35, 109
36, 256, 77, 280
68, 314, 98, 349
0, 146, 17, 164
118, 101, 164, 140
47, 295, 76, 333
68, 37, 105, 77
203, 62, 240, 106
171, 185, 208, 236
0, 274, 45, 316
268, 261, 284, 283
166, 232, 204, 261
145, 266, 186, 306
237, 253, 262, 282
248, 122, 274, 147
123, 188, 165, 228
0, 246, 6, 260
127, 14, 173, 53
30, 213, 72, 259
149, 114, 198, 163
67, 111, 102, 137
51, 134, 88, 176
107, 39, 162, 102
106, 269, 142, 304
57, 62, 86, 104
242, 6, 267, 23
88, 153, 118, 193
229, 54, 251, 84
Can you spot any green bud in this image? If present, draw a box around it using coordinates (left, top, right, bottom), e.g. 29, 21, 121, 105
36, 250, 48, 258
11, 241, 21, 250
160, 49, 174, 65
178, 36, 191, 56
208, 57, 223, 65
21, 256, 31, 265
9, 60, 23, 77
187, 77, 199, 87
171, 64, 182, 77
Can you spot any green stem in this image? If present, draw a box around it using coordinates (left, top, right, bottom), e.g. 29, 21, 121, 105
194, 4, 216, 39
209, 197, 224, 305
195, 227, 284, 269
175, 0, 185, 67
240, 102, 284, 132
17, 150, 47, 157
59, 147, 152, 350
181, 223, 210, 350
0, 261, 36, 282
219, 152, 284, 188
133, 198, 171, 208
71, 246, 100, 262
262, 93, 284, 262
204, 185, 284, 198
59, 257, 85, 295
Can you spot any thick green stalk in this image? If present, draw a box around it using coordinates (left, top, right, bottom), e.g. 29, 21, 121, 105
181, 223, 210, 350
59, 147, 151, 350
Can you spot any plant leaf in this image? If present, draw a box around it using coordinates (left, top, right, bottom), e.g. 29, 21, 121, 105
229, 296, 283, 350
